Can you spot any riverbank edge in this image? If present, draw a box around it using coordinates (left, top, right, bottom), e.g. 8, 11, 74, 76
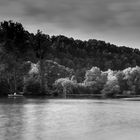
4, 93, 140, 99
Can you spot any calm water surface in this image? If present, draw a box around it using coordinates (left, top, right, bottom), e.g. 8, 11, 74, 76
0, 98, 140, 140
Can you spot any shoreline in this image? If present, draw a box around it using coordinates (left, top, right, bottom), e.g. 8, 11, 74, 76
3, 93, 140, 100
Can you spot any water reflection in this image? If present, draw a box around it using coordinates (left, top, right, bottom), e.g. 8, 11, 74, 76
0, 100, 25, 140
0, 99, 140, 140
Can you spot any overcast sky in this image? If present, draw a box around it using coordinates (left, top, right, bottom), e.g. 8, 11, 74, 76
0, 0, 140, 49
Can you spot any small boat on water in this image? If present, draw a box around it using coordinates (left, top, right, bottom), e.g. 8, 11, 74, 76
8, 92, 23, 97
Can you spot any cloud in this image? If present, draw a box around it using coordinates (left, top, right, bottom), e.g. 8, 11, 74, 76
20, 0, 140, 31
109, 1, 140, 27
1, 0, 140, 29
0, 0, 140, 48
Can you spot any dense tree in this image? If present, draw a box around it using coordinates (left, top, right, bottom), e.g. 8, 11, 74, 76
1, 20, 140, 96
29, 30, 52, 94
0, 21, 29, 93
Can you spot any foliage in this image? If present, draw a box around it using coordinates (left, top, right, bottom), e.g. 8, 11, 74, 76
122, 66, 140, 94
23, 74, 46, 96
0, 20, 29, 56
0, 79, 10, 96
44, 60, 74, 87
54, 66, 140, 97
1, 21, 140, 97
101, 70, 120, 97
84, 67, 107, 94
28, 60, 74, 88
0, 21, 30, 93
54, 78, 77, 96
54, 78, 69, 93
76, 83, 91, 94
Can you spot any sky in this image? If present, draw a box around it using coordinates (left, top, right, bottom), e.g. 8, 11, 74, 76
0, 0, 140, 49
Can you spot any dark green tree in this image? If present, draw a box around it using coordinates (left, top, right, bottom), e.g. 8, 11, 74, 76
0, 20, 29, 93
29, 30, 52, 94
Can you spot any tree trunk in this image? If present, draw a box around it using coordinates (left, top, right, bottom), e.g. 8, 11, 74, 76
39, 58, 47, 94
13, 67, 17, 93
7, 73, 12, 93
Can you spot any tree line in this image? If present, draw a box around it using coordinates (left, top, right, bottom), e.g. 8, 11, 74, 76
0, 20, 140, 96
55, 66, 140, 98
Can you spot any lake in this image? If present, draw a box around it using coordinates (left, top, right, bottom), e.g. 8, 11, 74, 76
0, 98, 140, 140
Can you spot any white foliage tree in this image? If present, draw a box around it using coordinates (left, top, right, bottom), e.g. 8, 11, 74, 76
123, 66, 140, 94
101, 69, 120, 97
84, 67, 107, 93
54, 78, 77, 96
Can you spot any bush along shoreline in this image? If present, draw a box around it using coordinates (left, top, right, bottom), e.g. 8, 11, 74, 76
53, 66, 140, 98
2, 64, 140, 98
